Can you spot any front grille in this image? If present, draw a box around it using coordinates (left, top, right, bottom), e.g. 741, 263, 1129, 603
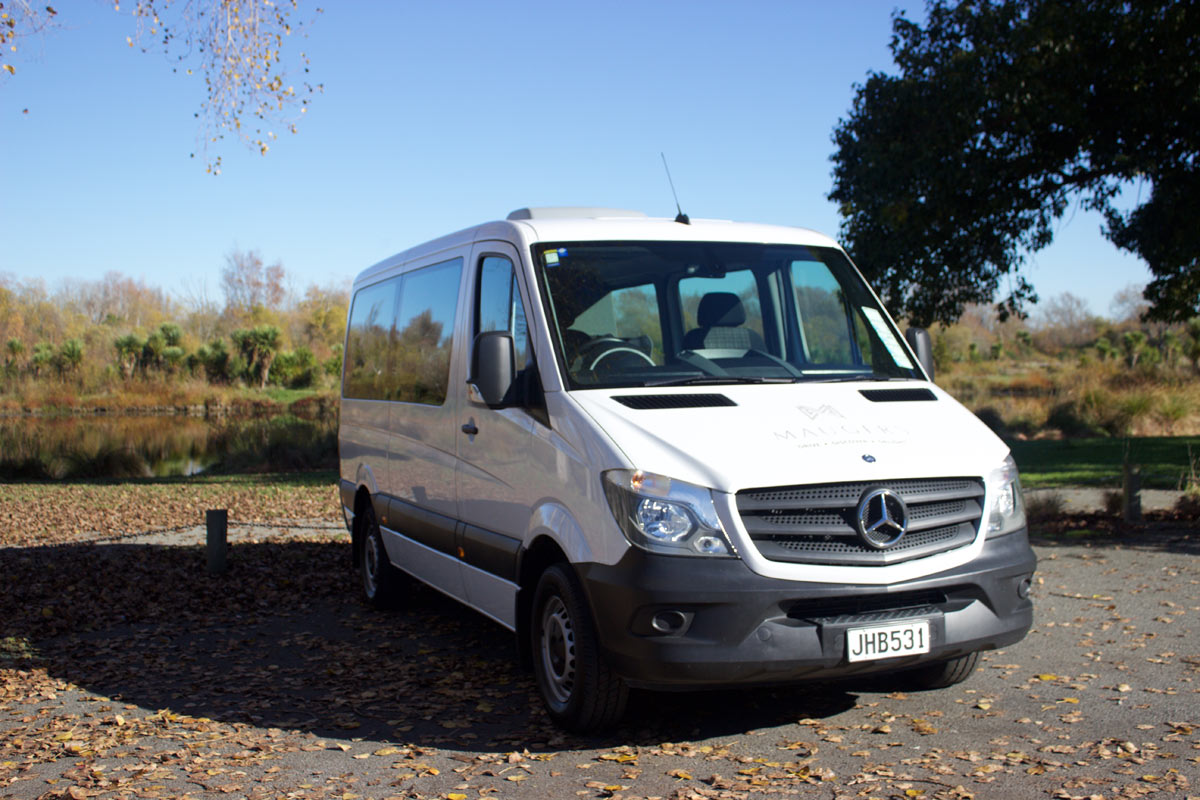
737, 477, 984, 566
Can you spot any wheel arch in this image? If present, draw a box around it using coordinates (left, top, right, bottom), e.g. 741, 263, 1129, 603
515, 534, 570, 669
351, 486, 374, 569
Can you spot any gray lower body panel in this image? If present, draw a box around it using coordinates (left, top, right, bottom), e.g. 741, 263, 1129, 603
577, 530, 1036, 690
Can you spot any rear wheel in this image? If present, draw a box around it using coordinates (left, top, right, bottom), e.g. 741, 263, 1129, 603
898, 650, 981, 690
358, 504, 404, 608
531, 563, 628, 733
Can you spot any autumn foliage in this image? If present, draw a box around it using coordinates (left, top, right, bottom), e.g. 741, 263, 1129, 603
0, 249, 347, 407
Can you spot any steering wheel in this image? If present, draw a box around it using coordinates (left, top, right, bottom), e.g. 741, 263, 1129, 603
578, 337, 656, 371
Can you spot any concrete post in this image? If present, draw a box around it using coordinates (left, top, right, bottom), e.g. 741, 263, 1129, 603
206, 509, 228, 574
1122, 464, 1142, 523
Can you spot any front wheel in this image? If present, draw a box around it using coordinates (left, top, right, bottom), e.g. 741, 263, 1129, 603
897, 650, 981, 690
531, 564, 628, 733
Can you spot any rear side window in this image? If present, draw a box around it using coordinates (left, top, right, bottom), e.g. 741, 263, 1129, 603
343, 278, 399, 400
393, 258, 463, 405
343, 257, 463, 403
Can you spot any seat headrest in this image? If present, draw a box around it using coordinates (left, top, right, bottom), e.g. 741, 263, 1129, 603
697, 292, 746, 327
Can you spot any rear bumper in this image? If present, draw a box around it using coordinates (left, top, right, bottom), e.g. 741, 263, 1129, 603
577, 530, 1035, 690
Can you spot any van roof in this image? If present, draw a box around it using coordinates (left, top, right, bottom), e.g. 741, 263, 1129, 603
508, 214, 839, 248
353, 209, 843, 287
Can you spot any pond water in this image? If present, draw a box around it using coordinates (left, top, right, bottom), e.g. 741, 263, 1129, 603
0, 413, 337, 480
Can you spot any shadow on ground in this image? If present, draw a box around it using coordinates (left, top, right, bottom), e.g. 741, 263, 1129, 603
1, 539, 858, 751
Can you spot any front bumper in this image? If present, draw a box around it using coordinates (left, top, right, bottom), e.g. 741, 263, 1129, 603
578, 530, 1036, 690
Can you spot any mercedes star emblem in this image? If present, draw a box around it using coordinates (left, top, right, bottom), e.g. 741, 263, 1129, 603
855, 488, 909, 549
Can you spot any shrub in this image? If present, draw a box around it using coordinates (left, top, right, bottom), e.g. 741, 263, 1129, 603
1024, 491, 1065, 523
1048, 401, 1102, 438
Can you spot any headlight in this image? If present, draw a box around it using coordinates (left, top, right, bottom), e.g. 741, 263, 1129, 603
986, 455, 1026, 537
602, 469, 736, 557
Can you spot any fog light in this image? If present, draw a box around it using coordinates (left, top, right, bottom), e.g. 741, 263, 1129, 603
651, 610, 689, 634
1018, 577, 1032, 599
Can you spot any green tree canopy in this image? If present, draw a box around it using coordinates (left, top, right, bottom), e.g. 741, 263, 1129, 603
829, 0, 1199, 327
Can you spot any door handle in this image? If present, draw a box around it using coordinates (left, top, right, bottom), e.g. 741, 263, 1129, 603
461, 422, 479, 436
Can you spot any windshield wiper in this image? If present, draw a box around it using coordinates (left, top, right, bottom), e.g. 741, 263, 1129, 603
647, 375, 799, 387
808, 374, 911, 383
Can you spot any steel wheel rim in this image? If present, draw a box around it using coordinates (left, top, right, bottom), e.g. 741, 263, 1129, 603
363, 533, 381, 597
539, 595, 575, 706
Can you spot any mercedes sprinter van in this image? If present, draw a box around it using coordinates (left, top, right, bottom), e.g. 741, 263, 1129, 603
338, 207, 1036, 732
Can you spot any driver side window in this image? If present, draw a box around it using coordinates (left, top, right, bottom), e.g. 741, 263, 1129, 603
477, 255, 530, 368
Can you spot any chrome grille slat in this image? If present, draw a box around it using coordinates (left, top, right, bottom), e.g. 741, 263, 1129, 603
736, 479, 982, 511
736, 477, 985, 566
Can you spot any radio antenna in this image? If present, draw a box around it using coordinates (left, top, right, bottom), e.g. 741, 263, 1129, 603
660, 152, 690, 225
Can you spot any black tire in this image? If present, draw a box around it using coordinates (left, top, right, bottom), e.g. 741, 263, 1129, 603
531, 563, 628, 733
358, 504, 404, 609
898, 650, 981, 690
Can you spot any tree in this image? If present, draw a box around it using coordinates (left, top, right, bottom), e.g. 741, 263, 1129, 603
1186, 318, 1200, 375
1, 2, 321, 174
1122, 330, 1148, 368
1032, 292, 1098, 352
30, 342, 54, 378
158, 322, 183, 348
222, 249, 287, 315
829, 0, 1200, 327
113, 333, 145, 379
4, 338, 23, 374
232, 324, 280, 387
56, 339, 84, 378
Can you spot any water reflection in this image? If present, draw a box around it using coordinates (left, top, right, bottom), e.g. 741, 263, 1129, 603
0, 413, 337, 480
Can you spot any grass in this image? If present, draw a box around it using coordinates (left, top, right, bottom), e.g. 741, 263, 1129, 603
1010, 436, 1200, 489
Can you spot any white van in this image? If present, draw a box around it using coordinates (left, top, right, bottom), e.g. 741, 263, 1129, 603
338, 207, 1035, 732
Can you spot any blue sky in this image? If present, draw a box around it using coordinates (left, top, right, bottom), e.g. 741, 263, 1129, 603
1, 1, 1150, 319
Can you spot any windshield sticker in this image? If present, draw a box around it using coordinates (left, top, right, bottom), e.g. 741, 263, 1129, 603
543, 249, 560, 266
861, 307, 914, 369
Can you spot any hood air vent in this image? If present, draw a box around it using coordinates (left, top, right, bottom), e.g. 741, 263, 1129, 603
613, 394, 737, 410
859, 388, 937, 402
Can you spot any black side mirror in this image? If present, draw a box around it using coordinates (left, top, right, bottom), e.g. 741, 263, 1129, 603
469, 331, 516, 407
904, 327, 935, 381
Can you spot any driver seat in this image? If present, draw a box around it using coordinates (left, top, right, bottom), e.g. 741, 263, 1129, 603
682, 292, 765, 351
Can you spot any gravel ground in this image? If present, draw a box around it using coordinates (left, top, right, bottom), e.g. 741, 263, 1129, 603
1, 523, 1198, 800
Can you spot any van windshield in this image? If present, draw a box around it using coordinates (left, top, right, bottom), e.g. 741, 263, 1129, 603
533, 241, 922, 389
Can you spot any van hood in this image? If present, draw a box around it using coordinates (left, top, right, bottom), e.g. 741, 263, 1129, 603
570, 382, 1008, 492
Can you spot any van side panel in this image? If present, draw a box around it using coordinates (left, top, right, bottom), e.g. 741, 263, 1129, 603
338, 400, 389, 505
380, 525, 468, 603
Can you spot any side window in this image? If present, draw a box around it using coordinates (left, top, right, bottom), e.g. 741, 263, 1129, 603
393, 258, 463, 405
343, 278, 399, 400
476, 255, 530, 368
679, 270, 764, 341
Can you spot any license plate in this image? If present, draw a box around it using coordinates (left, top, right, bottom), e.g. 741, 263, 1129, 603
846, 620, 930, 663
